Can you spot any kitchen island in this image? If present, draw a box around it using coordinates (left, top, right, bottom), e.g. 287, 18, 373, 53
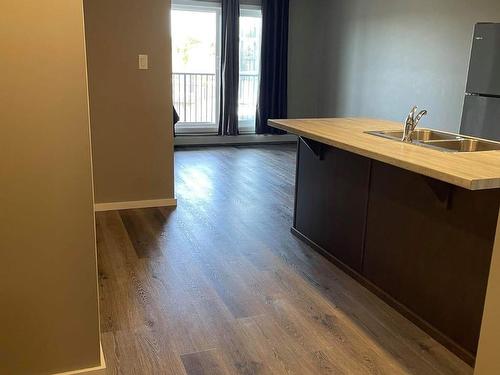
269, 118, 500, 365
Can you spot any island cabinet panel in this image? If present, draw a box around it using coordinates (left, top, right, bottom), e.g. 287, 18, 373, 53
294, 138, 371, 272
363, 160, 500, 356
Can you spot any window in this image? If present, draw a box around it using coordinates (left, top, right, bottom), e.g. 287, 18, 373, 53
171, 1, 262, 135
171, 2, 221, 134
238, 7, 262, 133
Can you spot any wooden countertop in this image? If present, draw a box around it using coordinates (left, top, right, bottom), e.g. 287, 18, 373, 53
269, 118, 500, 191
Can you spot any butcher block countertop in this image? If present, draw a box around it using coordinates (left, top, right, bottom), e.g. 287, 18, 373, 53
269, 118, 500, 191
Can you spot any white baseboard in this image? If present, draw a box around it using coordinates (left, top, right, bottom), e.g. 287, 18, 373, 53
174, 133, 297, 147
52, 345, 106, 375
94, 198, 177, 212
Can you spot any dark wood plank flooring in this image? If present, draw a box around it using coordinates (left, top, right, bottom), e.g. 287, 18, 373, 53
97, 144, 472, 375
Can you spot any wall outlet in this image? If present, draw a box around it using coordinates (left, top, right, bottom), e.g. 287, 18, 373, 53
138, 54, 149, 70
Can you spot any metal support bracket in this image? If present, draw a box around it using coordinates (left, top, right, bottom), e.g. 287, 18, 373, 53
426, 177, 454, 209
300, 137, 325, 160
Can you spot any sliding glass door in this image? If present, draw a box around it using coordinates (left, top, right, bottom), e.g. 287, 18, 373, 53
171, 2, 221, 134
171, 1, 262, 135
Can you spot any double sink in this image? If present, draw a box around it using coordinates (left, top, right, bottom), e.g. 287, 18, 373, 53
366, 129, 500, 152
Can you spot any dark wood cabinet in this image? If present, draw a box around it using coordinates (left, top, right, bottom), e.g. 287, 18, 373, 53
292, 140, 500, 364
294, 138, 371, 272
363, 161, 500, 356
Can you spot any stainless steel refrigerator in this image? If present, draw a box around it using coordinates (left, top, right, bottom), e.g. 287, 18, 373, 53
460, 23, 500, 141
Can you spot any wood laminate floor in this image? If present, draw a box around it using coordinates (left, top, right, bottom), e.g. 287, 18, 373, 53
96, 144, 473, 375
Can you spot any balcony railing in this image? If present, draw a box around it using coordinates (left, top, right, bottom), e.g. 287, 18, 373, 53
172, 72, 259, 127
173, 73, 217, 125
239, 73, 260, 123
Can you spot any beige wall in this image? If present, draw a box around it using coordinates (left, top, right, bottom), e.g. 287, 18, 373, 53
0, 1, 101, 374
475, 210, 500, 374
84, 0, 174, 204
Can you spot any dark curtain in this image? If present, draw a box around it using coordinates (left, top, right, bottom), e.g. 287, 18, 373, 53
255, 0, 289, 135
218, 0, 240, 136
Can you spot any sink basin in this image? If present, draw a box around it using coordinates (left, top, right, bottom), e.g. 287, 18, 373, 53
365, 128, 500, 152
425, 139, 500, 152
367, 129, 460, 142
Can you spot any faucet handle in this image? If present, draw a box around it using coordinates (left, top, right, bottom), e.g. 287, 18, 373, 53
405, 106, 418, 129
407, 106, 418, 121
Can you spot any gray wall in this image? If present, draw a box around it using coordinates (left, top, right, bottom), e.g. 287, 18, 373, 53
288, 0, 327, 118
289, 0, 500, 132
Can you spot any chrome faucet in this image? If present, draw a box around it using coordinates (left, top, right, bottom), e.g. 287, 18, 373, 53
403, 106, 428, 143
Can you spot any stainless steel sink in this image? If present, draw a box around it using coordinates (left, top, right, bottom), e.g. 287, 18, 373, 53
425, 139, 500, 152
365, 129, 500, 152
367, 129, 460, 142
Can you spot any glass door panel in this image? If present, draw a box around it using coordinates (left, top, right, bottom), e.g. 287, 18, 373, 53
172, 4, 221, 134
238, 7, 262, 133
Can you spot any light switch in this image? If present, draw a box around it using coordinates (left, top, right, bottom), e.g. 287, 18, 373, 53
138, 54, 149, 70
